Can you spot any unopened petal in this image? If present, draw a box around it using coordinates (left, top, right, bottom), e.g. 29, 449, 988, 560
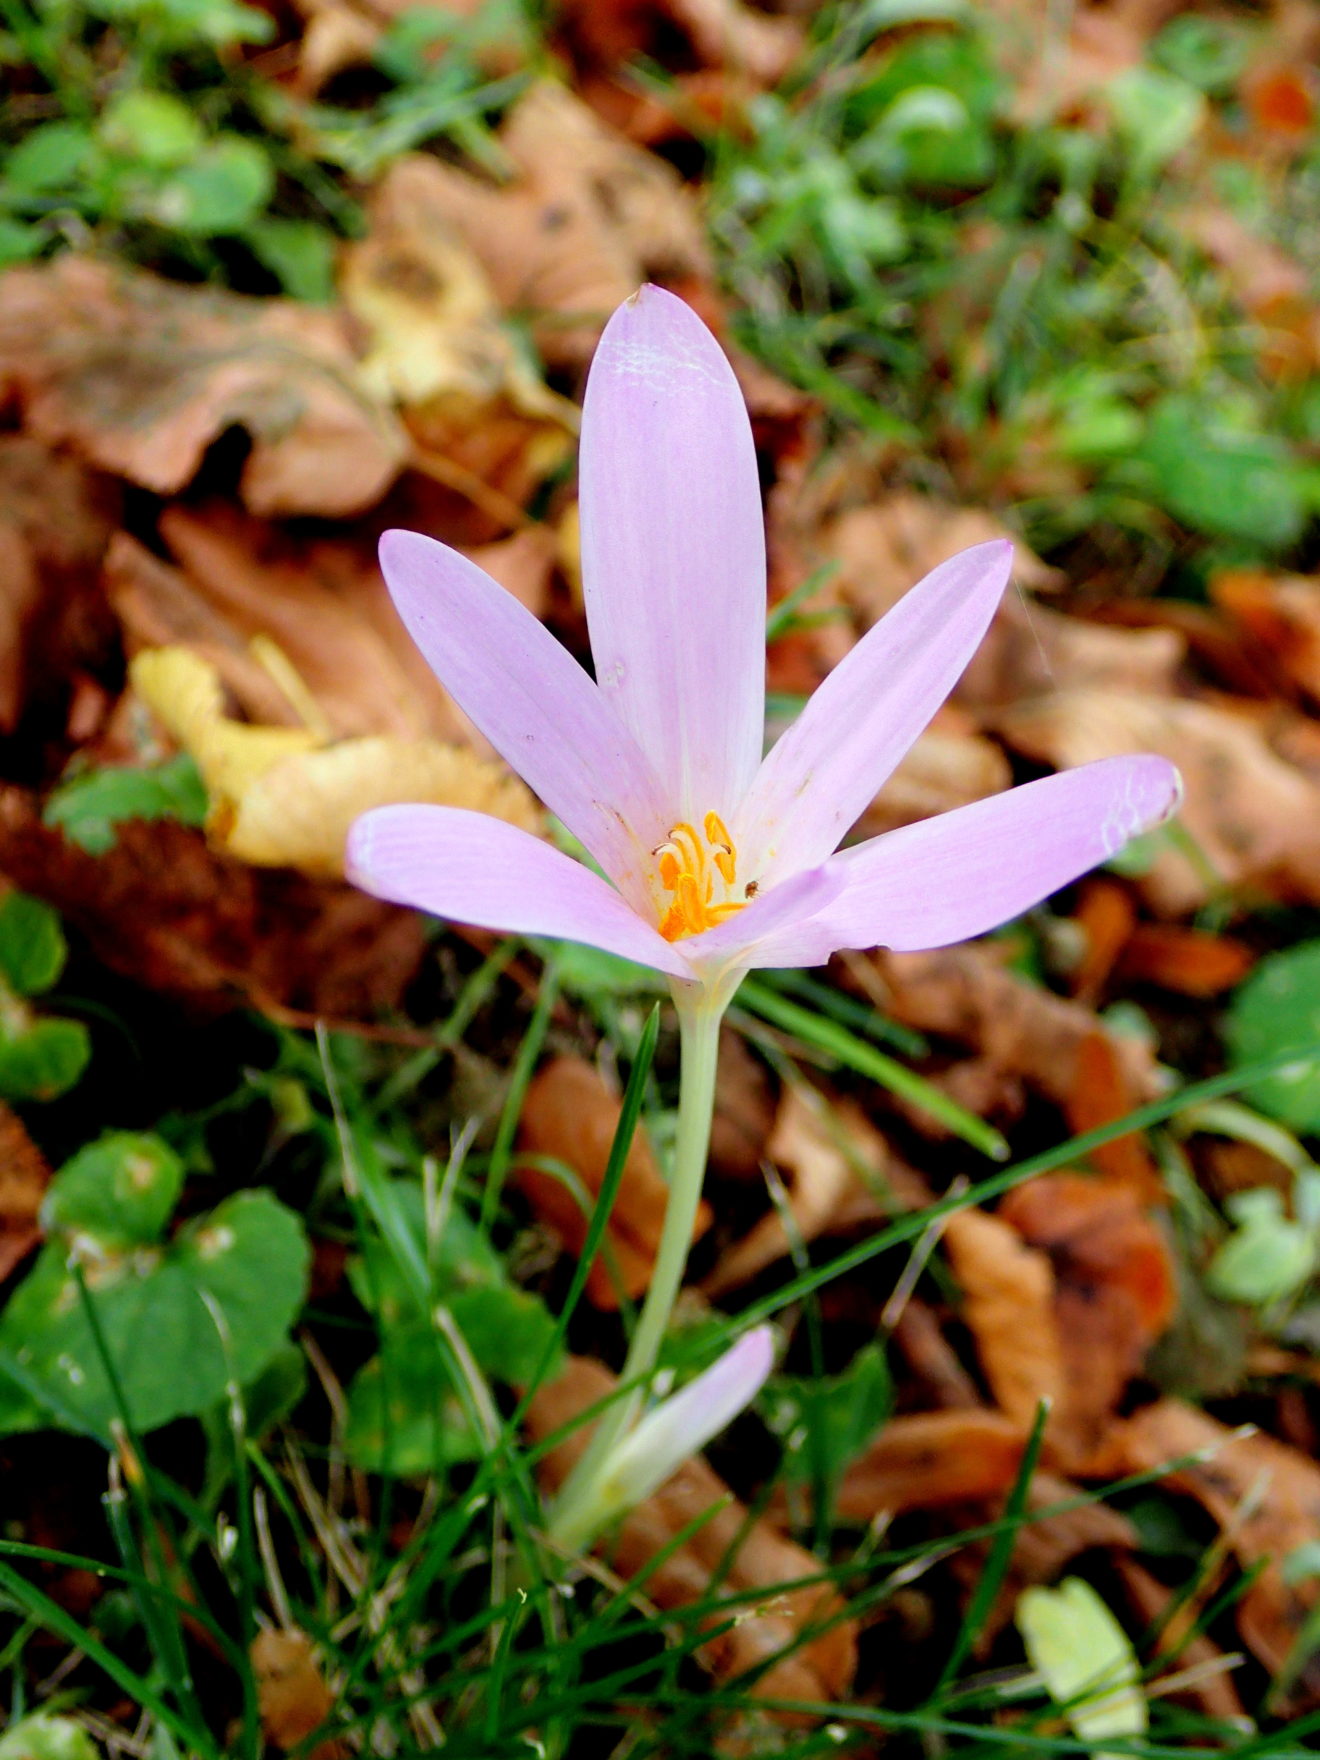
378, 529, 668, 901
741, 542, 1013, 881
580, 287, 766, 820
347, 805, 689, 977
742, 756, 1183, 966
596, 1327, 774, 1515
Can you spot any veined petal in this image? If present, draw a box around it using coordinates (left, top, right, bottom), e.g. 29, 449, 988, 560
579, 287, 766, 820
347, 805, 690, 977
741, 756, 1183, 966
594, 1328, 774, 1516
378, 529, 668, 901
740, 542, 1014, 881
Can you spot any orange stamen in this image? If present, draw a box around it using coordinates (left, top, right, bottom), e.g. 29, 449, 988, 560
655, 810, 753, 942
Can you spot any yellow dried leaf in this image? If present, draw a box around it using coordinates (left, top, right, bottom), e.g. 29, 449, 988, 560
228, 735, 540, 875
130, 644, 540, 877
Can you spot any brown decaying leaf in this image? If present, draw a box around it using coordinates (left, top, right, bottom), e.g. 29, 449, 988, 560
1116, 925, 1254, 996
835, 1408, 1028, 1518
855, 720, 1011, 840
1069, 878, 1137, 1002
1117, 1400, 1320, 1708
942, 1208, 1064, 1430
1001, 1176, 1176, 1466
0, 1103, 50, 1282
526, 1356, 856, 1710
1115, 1557, 1247, 1725
252, 1628, 345, 1758
872, 945, 1162, 1109
0, 439, 118, 735
340, 157, 579, 448
111, 506, 468, 745
131, 645, 539, 877
991, 687, 1320, 913
0, 788, 425, 1017
704, 1085, 929, 1299
393, 83, 712, 367
1066, 1031, 1163, 1201
1213, 569, 1320, 704
0, 258, 408, 517
819, 494, 1062, 633
516, 1057, 711, 1310
558, 0, 801, 87
957, 592, 1186, 714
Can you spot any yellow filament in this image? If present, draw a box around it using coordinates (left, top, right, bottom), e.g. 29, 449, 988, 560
653, 814, 750, 942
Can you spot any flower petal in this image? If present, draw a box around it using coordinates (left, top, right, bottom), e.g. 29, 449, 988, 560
579, 286, 766, 819
674, 861, 844, 983
597, 1328, 774, 1514
347, 805, 690, 977
740, 541, 1014, 880
741, 756, 1183, 966
378, 529, 669, 902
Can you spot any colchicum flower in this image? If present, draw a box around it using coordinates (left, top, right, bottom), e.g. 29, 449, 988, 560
347, 287, 1180, 1005
347, 285, 1181, 1554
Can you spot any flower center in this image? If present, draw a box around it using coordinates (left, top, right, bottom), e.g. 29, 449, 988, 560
653, 812, 750, 943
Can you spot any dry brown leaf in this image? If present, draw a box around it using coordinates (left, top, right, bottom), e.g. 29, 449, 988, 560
709, 1025, 775, 1179
252, 1628, 344, 1758
1213, 569, 1320, 702
1066, 1031, 1162, 1201
340, 157, 578, 442
516, 1056, 711, 1309
872, 945, 1162, 1109
132, 505, 466, 744
527, 1356, 856, 1710
991, 687, 1320, 913
943, 1208, 1065, 1430
821, 495, 1062, 630
131, 645, 539, 877
1116, 925, 1254, 996
0, 787, 425, 1017
1116, 1558, 1247, 1724
0, 1103, 50, 1283
0, 258, 408, 517
706, 1087, 932, 1299
0, 439, 118, 735
559, 0, 800, 86
464, 527, 559, 619
856, 721, 1011, 839
1070, 878, 1138, 1002
957, 593, 1186, 714
1001, 1175, 1177, 1465
836, 1408, 1029, 1518
398, 83, 712, 367
1117, 1400, 1320, 1707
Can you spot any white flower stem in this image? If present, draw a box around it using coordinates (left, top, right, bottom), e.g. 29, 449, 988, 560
546, 985, 728, 1554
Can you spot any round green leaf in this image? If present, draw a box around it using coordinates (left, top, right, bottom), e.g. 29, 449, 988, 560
0, 1018, 90, 1103
99, 89, 205, 167
0, 891, 67, 995
1226, 944, 1320, 1131
6, 122, 91, 194
149, 136, 274, 235
43, 1131, 184, 1246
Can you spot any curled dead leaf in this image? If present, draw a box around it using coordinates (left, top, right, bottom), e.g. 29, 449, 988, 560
526, 1356, 856, 1712
943, 1208, 1065, 1431
992, 688, 1320, 913
516, 1056, 711, 1309
836, 1408, 1028, 1518
252, 1628, 344, 1758
131, 645, 539, 876
0, 258, 408, 517
1117, 1399, 1320, 1708
873, 944, 1162, 1109
398, 83, 711, 367
0, 1103, 50, 1282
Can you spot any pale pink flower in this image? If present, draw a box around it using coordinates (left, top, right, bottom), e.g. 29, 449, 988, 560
347, 287, 1180, 993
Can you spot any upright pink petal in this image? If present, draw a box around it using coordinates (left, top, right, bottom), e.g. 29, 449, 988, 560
740, 757, 1183, 967
579, 287, 766, 821
740, 543, 1014, 882
378, 530, 669, 903
347, 806, 690, 977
